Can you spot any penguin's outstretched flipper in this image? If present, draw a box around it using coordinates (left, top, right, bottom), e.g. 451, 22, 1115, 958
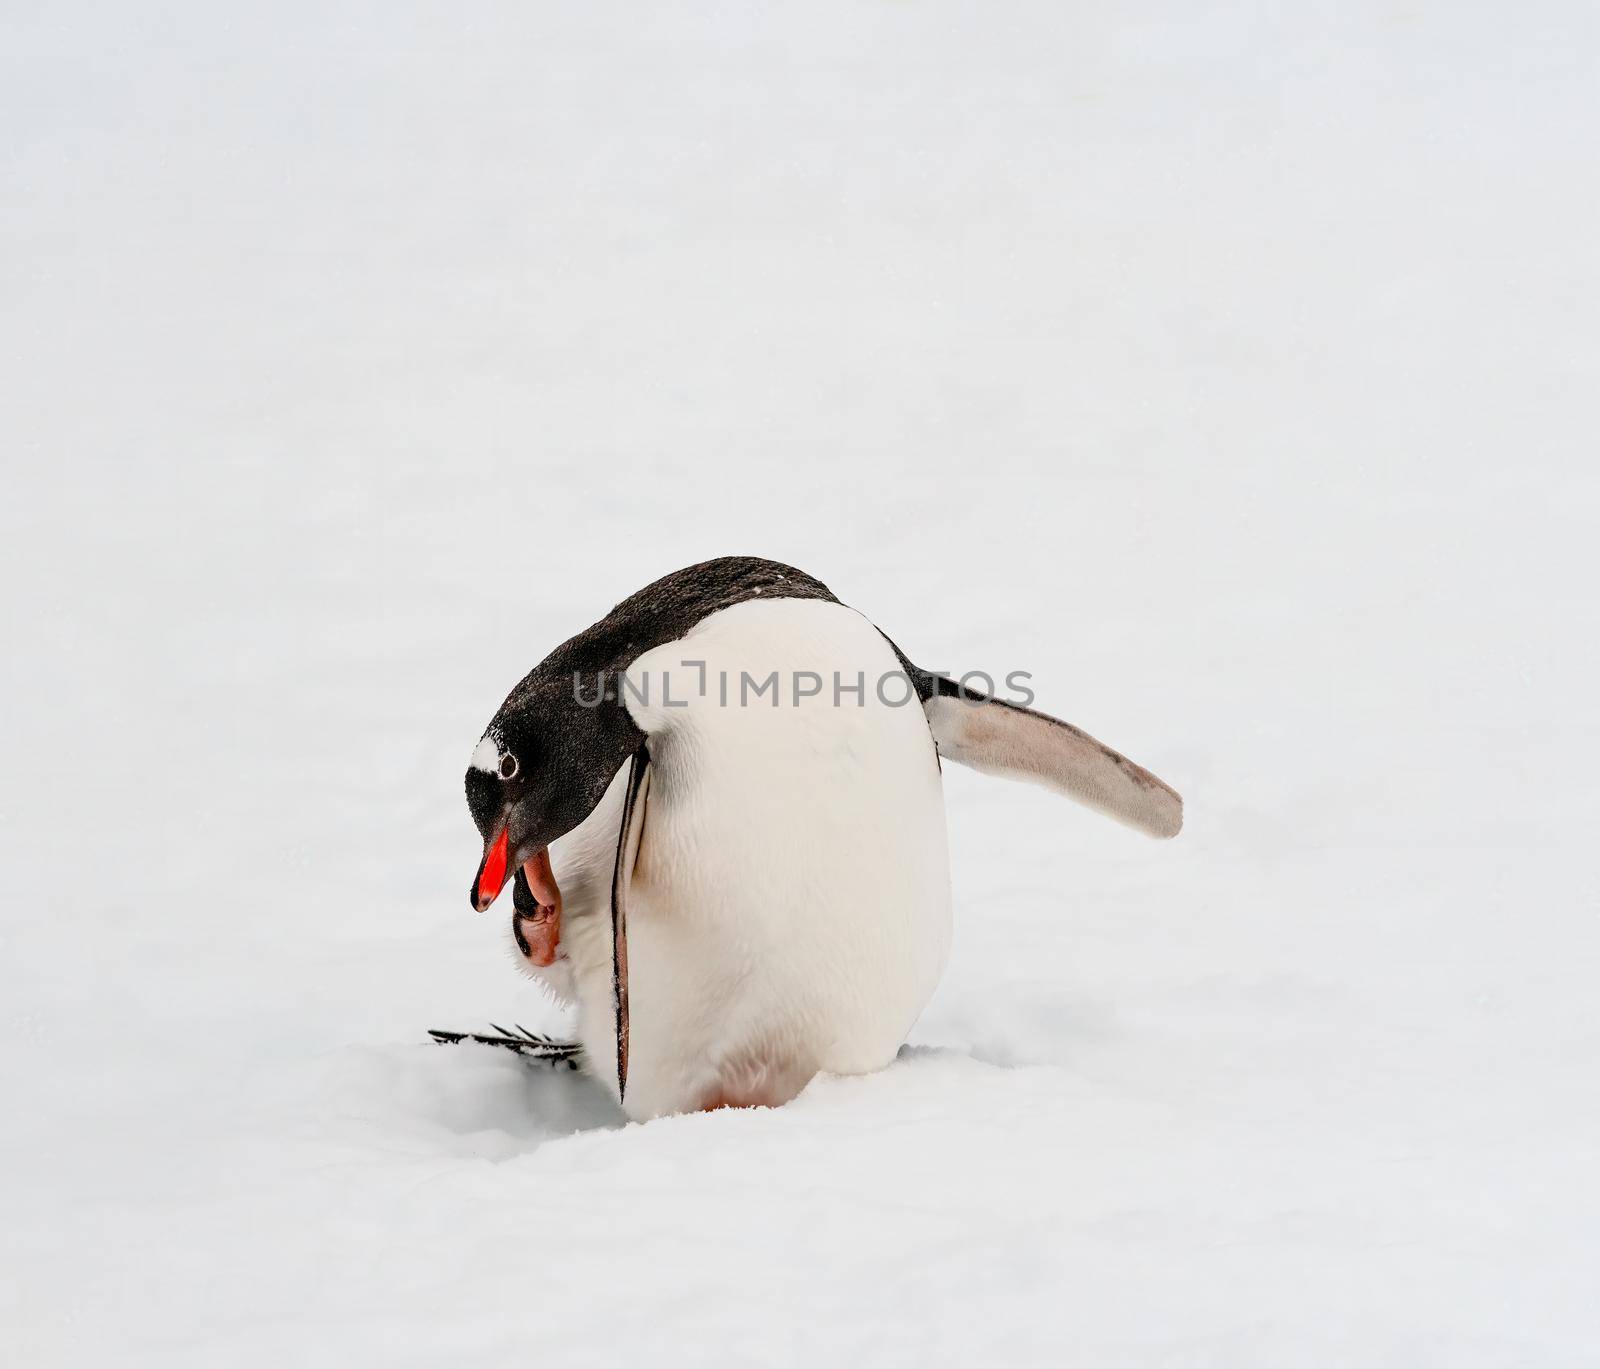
922, 682, 1182, 840
428, 1025, 582, 1068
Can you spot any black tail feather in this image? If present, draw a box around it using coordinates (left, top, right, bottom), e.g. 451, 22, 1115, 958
428, 1027, 582, 1068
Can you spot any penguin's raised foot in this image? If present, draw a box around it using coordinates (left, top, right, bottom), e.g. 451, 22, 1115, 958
428, 1024, 582, 1069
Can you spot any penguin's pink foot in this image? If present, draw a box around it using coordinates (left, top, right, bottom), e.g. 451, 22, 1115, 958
511, 851, 563, 966
512, 905, 561, 966
697, 1064, 814, 1113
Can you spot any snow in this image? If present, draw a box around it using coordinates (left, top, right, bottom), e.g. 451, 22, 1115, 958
4, 1, 1597, 1364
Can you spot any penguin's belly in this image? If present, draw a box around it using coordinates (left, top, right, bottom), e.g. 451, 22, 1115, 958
551, 598, 952, 1120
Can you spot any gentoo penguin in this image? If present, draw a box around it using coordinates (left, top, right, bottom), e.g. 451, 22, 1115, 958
462, 556, 1180, 1121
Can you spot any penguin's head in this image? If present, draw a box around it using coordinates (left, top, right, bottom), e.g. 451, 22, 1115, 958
465, 560, 796, 913
463, 670, 642, 913
464, 729, 526, 911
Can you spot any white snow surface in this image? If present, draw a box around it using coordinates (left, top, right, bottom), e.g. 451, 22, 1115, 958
4, 3, 1597, 1364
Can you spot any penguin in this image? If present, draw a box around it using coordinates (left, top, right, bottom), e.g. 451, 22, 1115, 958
461, 556, 1180, 1121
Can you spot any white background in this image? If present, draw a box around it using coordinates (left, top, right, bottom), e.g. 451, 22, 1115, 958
4, 3, 1597, 1364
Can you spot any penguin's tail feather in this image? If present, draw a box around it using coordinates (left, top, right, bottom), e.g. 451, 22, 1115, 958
428, 1025, 583, 1068
916, 672, 1183, 840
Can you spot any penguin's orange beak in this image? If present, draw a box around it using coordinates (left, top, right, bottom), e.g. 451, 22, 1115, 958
472, 827, 511, 912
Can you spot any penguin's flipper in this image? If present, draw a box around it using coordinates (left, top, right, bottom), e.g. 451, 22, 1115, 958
923, 687, 1182, 839
610, 746, 651, 1103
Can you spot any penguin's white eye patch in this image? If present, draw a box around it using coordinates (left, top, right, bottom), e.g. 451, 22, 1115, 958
470, 736, 502, 773
498, 753, 519, 781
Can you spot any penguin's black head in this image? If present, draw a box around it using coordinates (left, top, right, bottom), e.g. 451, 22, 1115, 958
464, 672, 642, 913
464, 557, 837, 913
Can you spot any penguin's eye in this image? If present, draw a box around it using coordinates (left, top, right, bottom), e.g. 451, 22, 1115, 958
498, 753, 519, 781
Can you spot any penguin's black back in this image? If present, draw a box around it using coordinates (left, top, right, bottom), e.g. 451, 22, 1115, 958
513, 556, 841, 698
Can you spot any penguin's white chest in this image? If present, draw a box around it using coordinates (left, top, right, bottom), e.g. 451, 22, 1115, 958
546, 597, 952, 1119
